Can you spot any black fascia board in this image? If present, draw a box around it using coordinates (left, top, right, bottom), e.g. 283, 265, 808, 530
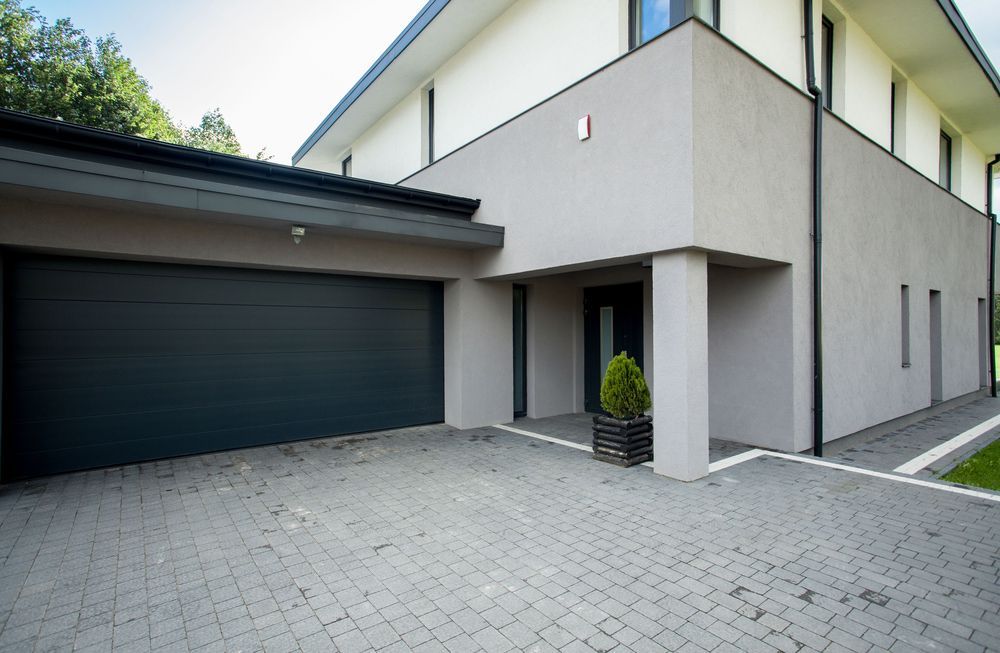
0, 108, 480, 218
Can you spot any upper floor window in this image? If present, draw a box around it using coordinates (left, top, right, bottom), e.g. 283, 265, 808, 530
821, 16, 833, 110
629, 0, 717, 50
341, 154, 352, 177
422, 84, 435, 166
938, 130, 952, 191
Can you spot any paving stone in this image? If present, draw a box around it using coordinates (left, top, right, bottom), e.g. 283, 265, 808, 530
0, 407, 998, 653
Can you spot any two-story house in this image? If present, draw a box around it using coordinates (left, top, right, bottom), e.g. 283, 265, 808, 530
294, 0, 1000, 480
0, 0, 996, 482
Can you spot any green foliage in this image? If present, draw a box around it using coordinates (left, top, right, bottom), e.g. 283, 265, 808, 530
994, 295, 1000, 345
0, 0, 257, 156
177, 108, 241, 156
942, 437, 1000, 491
599, 352, 651, 419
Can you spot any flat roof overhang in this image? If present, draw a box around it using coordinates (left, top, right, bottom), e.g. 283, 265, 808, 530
837, 0, 1000, 154
0, 110, 503, 249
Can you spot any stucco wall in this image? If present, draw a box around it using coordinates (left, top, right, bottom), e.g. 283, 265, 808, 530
692, 25, 813, 451
822, 114, 988, 440
406, 23, 696, 278
707, 264, 795, 449
351, 89, 423, 183
434, 0, 620, 161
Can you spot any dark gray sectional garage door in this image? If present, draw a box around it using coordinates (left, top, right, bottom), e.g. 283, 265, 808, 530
3, 255, 444, 479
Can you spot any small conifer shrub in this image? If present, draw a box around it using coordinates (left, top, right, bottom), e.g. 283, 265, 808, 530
599, 352, 651, 419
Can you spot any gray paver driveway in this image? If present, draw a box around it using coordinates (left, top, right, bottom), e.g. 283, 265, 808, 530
0, 423, 998, 652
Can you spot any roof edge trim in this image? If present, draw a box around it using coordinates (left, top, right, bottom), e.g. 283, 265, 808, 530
291, 0, 450, 165
0, 108, 480, 216
936, 0, 1000, 98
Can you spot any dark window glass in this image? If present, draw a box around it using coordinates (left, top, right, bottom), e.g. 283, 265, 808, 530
821, 17, 833, 110
427, 87, 435, 164
513, 285, 527, 417
341, 155, 352, 177
890, 83, 896, 154
939, 131, 952, 191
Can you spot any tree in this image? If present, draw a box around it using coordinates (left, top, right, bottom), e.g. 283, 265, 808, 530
0, 0, 260, 156
177, 108, 241, 156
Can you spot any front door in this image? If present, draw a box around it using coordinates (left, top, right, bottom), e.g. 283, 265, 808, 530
584, 282, 644, 413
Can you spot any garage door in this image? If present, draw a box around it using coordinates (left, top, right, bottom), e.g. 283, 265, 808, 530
3, 255, 444, 479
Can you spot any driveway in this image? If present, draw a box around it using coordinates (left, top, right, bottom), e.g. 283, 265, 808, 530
0, 420, 998, 652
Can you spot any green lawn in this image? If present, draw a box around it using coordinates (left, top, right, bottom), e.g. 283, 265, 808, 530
996, 345, 1000, 380
943, 438, 1000, 491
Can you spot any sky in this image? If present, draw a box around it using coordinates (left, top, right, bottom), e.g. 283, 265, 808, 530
22, 0, 1000, 166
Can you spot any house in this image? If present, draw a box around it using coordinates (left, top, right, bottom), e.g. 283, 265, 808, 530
0, 0, 997, 482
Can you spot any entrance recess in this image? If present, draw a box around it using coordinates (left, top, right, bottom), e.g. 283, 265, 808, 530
584, 282, 643, 413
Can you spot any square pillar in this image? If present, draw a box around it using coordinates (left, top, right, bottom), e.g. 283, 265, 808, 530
443, 278, 513, 428
652, 250, 709, 481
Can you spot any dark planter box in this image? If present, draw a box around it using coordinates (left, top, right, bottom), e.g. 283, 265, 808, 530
592, 414, 653, 467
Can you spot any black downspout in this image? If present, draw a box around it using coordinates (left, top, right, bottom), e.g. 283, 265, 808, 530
988, 155, 1000, 397
804, 0, 824, 457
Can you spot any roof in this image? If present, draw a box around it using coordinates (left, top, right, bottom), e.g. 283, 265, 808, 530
0, 109, 504, 248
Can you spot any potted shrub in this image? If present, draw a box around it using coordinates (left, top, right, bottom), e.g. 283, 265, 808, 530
592, 352, 653, 467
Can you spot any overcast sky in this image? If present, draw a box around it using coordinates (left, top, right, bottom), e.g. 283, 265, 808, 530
24, 0, 1000, 165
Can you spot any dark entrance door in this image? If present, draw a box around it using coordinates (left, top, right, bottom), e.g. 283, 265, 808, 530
3, 255, 445, 480
584, 282, 644, 413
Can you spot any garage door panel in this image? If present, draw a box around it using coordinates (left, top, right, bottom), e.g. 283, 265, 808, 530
14, 365, 443, 420
4, 256, 445, 479
15, 268, 437, 310
14, 328, 437, 360
12, 349, 440, 391
13, 387, 443, 452
14, 300, 437, 332
10, 404, 439, 479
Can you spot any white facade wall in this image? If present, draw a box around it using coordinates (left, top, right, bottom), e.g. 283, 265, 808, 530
433, 0, 620, 159
350, 89, 422, 183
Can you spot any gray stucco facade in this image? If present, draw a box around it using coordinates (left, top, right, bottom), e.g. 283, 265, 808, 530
404, 20, 992, 478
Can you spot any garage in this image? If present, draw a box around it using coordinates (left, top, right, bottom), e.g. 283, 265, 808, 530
3, 255, 445, 479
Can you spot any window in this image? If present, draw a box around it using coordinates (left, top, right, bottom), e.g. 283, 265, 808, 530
341, 154, 352, 177
901, 285, 910, 367
939, 130, 952, 191
821, 17, 833, 110
427, 87, 435, 164
629, 0, 717, 50
890, 83, 897, 154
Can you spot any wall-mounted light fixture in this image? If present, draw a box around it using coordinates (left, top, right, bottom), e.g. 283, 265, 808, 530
291, 225, 305, 245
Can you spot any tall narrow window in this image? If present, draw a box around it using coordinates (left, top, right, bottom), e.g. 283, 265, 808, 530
341, 154, 352, 177
599, 307, 614, 383
427, 87, 435, 164
890, 83, 897, 154
630, 0, 704, 49
939, 131, 952, 191
821, 17, 834, 110
901, 285, 910, 367
513, 285, 527, 417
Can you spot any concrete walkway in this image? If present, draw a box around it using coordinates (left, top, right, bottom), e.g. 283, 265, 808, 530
0, 413, 998, 652
829, 396, 1000, 477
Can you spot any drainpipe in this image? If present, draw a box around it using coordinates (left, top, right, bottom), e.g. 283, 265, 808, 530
988, 154, 1000, 397
803, 0, 824, 456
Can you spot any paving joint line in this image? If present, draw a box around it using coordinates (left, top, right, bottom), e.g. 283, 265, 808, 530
493, 424, 1000, 503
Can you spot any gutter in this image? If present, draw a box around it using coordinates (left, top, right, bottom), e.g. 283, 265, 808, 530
989, 155, 1000, 397
0, 108, 480, 218
803, 0, 824, 457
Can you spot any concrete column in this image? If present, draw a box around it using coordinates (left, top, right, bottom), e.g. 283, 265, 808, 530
652, 250, 709, 481
443, 278, 513, 429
